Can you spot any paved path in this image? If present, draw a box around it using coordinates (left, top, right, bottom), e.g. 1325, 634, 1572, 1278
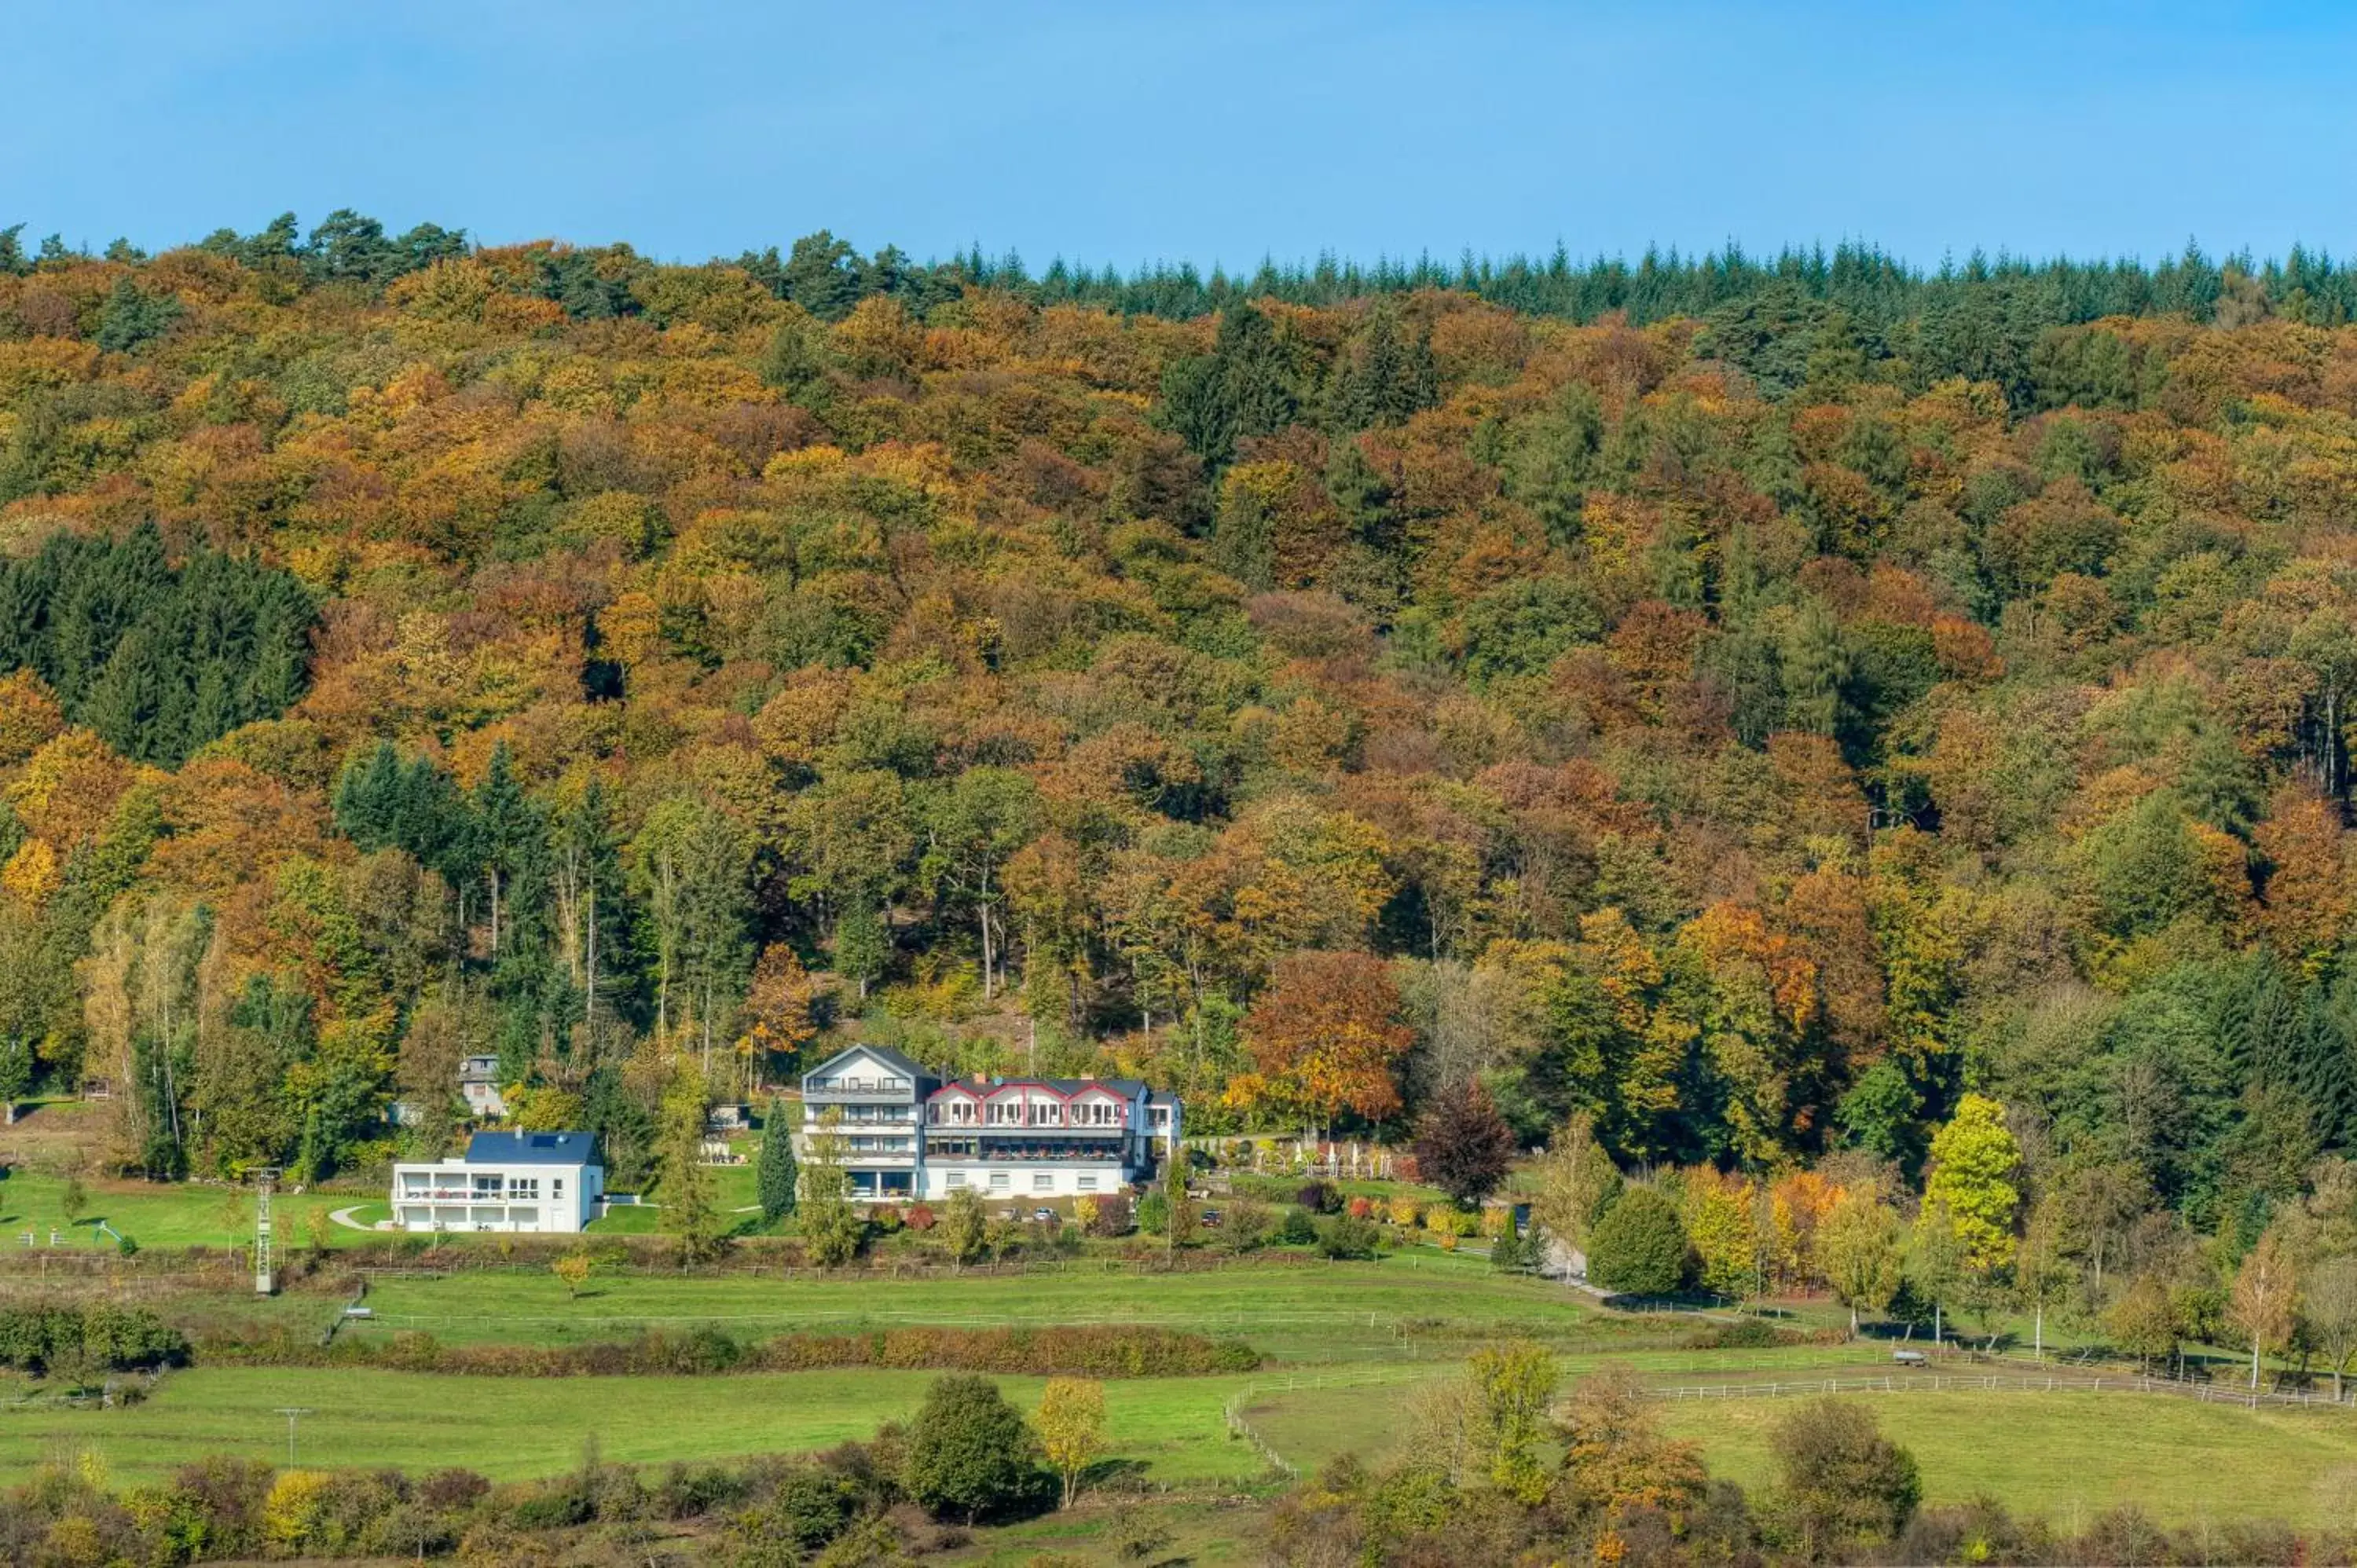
328, 1205, 377, 1231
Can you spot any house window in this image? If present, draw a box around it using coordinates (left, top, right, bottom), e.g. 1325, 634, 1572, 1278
989, 1172, 1010, 1192
946, 1171, 967, 1188
1033, 1172, 1054, 1192
552, 1178, 564, 1199
1077, 1174, 1098, 1192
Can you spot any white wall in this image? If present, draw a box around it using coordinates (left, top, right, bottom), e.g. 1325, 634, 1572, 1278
390, 1160, 599, 1233
920, 1163, 1131, 1200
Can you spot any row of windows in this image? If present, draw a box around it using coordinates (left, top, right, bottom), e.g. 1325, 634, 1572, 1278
929, 1099, 1127, 1127
942, 1171, 1101, 1193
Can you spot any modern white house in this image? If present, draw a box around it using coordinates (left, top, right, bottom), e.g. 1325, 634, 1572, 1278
797, 1044, 1182, 1202
390, 1130, 603, 1233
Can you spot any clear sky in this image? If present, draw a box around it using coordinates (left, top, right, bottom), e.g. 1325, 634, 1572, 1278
5, 1, 2352, 273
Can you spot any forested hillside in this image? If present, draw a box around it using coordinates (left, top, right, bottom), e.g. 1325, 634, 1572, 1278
5, 212, 2357, 1231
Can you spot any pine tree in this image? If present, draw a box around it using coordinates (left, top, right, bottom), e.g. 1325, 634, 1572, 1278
757, 1095, 799, 1223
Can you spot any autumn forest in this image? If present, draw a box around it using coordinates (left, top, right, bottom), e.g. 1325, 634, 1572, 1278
2, 214, 2356, 1242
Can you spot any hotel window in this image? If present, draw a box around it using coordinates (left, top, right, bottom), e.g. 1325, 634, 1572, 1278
989, 1172, 1010, 1192
1077, 1174, 1098, 1192
1034, 1172, 1054, 1192
946, 1171, 967, 1188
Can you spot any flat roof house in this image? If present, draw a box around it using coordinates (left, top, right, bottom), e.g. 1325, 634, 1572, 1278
390, 1130, 603, 1233
797, 1044, 1182, 1202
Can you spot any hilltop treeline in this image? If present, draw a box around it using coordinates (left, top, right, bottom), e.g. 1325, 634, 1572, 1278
3, 211, 2357, 1244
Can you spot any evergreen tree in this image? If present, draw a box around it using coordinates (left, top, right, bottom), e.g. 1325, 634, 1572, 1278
757, 1096, 799, 1223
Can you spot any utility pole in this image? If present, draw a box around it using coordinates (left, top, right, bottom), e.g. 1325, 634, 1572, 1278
273, 1406, 313, 1467
253, 1168, 280, 1295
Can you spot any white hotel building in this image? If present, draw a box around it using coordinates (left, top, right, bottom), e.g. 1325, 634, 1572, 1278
797, 1044, 1182, 1201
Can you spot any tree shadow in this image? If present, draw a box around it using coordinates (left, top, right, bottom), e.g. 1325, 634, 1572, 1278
1082, 1458, 1153, 1489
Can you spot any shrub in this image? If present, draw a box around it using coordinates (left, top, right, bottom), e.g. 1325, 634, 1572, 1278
1296, 1180, 1339, 1214
1387, 1196, 1420, 1227
1136, 1192, 1170, 1235
1769, 1398, 1921, 1548
904, 1204, 937, 1231
871, 1205, 904, 1232
1318, 1214, 1380, 1261
903, 1375, 1047, 1523
1346, 1196, 1374, 1222
261, 1470, 335, 1552
1586, 1187, 1690, 1296
0, 1304, 188, 1374
1273, 1207, 1318, 1246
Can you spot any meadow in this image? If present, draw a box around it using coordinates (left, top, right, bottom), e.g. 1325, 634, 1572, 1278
1241, 1370, 2357, 1529
0, 1366, 1278, 1489
338, 1251, 1620, 1363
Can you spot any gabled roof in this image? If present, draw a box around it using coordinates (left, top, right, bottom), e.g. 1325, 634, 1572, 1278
806, 1042, 926, 1081
466, 1130, 599, 1167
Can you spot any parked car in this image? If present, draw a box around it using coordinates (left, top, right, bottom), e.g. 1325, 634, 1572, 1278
1200, 1209, 1222, 1227
1032, 1207, 1057, 1223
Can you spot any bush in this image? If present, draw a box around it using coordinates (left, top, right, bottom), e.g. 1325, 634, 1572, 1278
1346, 1196, 1375, 1221
1386, 1196, 1420, 1227
196, 1322, 1259, 1379
1136, 1192, 1170, 1235
1585, 1187, 1690, 1296
1318, 1214, 1380, 1261
903, 1375, 1048, 1523
1296, 1180, 1340, 1214
904, 1204, 936, 1231
1273, 1207, 1318, 1246
0, 1304, 189, 1374
1769, 1397, 1921, 1548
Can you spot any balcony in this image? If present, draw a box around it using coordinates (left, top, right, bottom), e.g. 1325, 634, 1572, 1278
805, 1075, 914, 1099
924, 1140, 1126, 1163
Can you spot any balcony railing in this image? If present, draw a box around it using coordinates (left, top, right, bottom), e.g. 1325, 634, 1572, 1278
922, 1144, 1126, 1163
806, 1077, 911, 1095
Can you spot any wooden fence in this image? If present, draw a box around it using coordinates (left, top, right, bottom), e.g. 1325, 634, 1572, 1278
1647, 1369, 2344, 1412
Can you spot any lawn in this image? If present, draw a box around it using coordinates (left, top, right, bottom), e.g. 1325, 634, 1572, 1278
1655, 1388, 2357, 1528
1234, 1365, 2357, 1528
342, 1253, 1624, 1364
0, 1164, 768, 1252
0, 1169, 310, 1253
0, 1366, 1285, 1490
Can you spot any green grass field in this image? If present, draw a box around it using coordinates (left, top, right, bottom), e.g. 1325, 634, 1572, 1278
1656, 1389, 2357, 1527
1233, 1364, 2357, 1528
0, 1366, 1281, 1489
340, 1252, 1626, 1363
0, 1162, 775, 1253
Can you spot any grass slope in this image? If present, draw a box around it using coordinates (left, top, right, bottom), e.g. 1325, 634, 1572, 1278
1655, 1390, 2357, 1528
343, 1253, 1612, 1362
2, 1366, 1285, 1490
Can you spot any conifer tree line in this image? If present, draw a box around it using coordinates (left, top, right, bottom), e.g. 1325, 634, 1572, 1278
7, 207, 2357, 1281
0, 524, 312, 764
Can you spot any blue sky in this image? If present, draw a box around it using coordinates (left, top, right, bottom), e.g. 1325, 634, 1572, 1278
5, 2, 2352, 273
